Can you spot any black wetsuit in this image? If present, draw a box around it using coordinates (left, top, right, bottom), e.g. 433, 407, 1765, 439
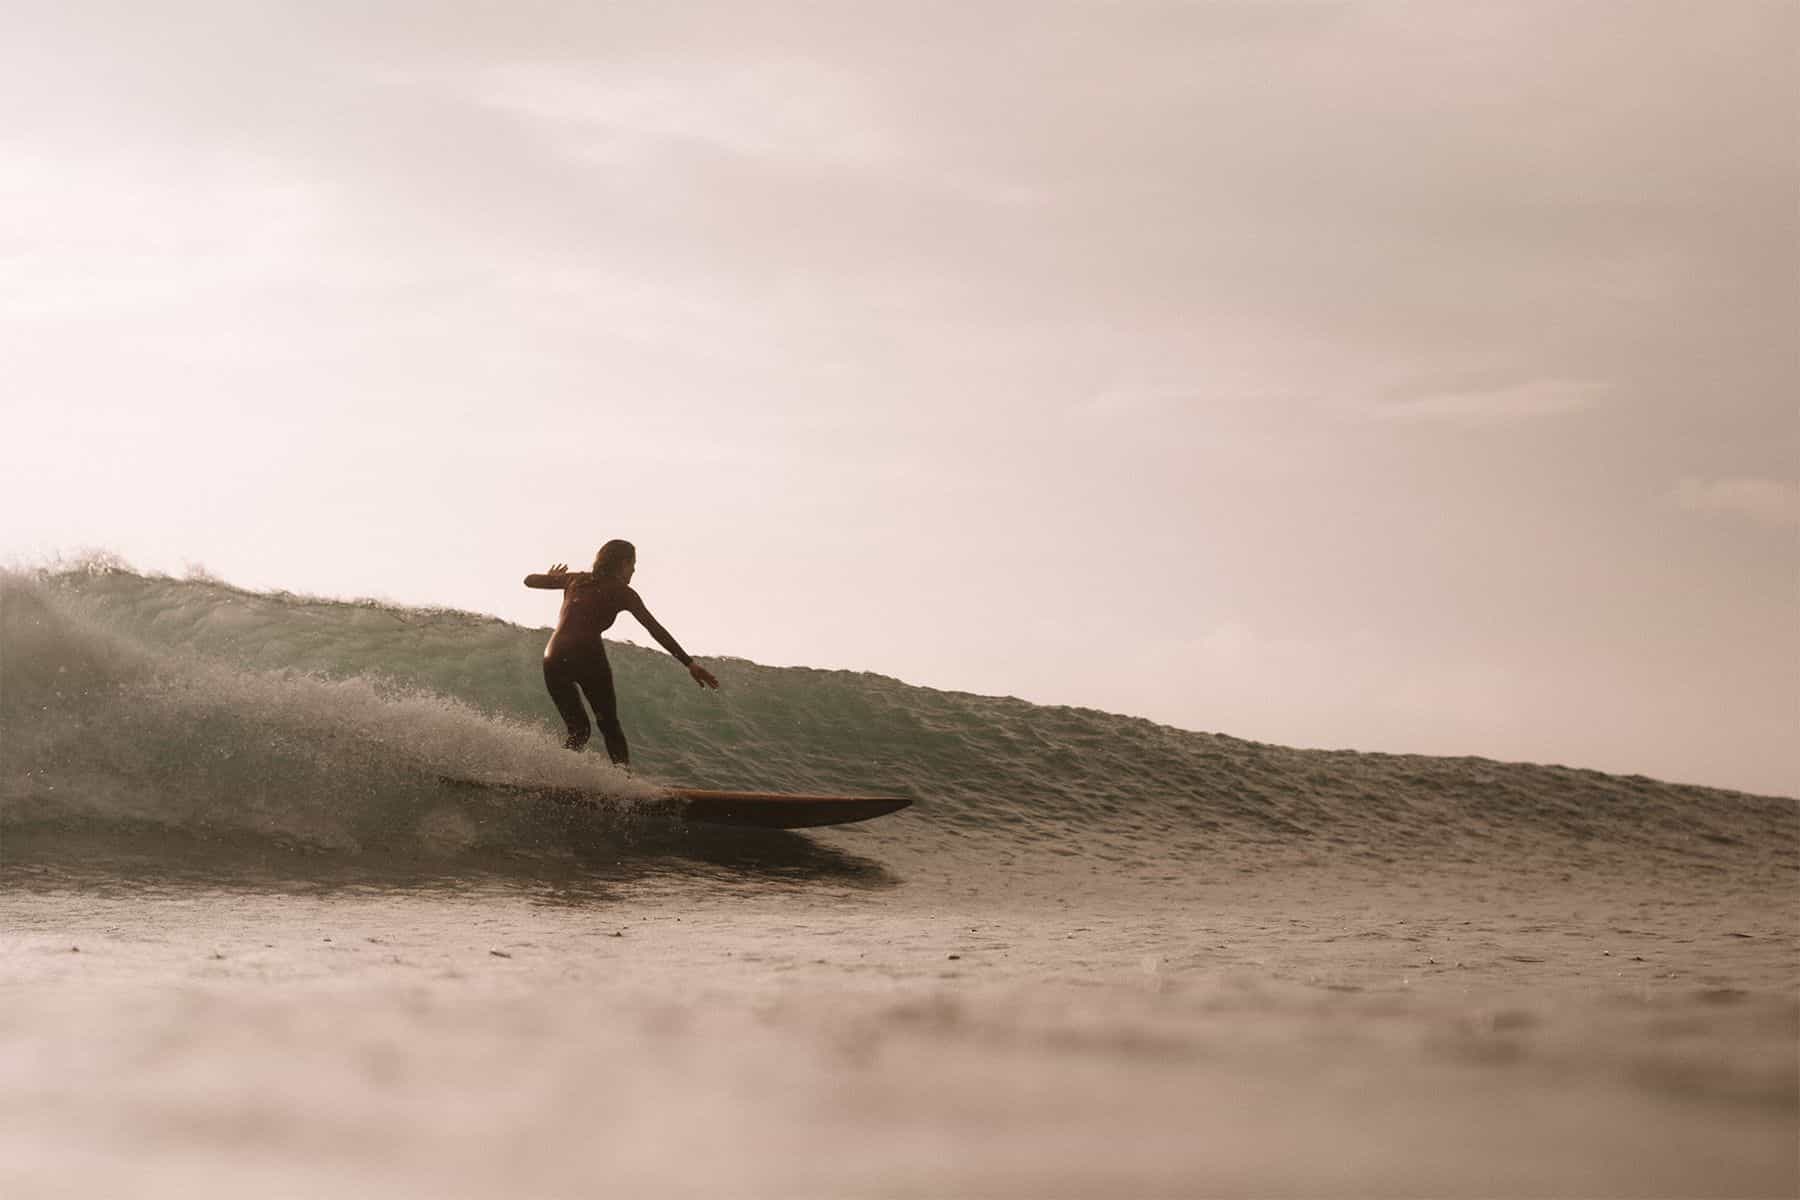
523, 571, 691, 763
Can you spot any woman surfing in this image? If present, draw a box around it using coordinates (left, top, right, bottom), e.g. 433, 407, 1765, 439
524, 539, 719, 764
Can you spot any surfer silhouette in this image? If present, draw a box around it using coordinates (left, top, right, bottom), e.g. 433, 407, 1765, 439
524, 540, 719, 763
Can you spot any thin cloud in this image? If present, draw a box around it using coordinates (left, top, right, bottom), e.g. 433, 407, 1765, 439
1367, 377, 1608, 426
1672, 477, 1800, 528
473, 60, 900, 167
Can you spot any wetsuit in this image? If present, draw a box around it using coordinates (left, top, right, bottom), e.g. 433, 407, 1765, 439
523, 571, 692, 763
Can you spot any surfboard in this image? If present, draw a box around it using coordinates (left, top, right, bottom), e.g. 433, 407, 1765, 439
437, 776, 910, 830
668, 788, 911, 830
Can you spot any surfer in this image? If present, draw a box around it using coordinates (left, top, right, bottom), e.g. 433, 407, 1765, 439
524, 540, 719, 764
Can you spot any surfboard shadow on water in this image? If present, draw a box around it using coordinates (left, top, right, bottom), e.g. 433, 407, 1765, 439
563, 818, 898, 888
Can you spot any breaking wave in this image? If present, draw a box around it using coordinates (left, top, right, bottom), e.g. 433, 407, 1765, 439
3, 561, 1793, 875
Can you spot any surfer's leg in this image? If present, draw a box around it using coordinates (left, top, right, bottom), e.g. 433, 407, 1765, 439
542, 657, 591, 750
579, 653, 630, 766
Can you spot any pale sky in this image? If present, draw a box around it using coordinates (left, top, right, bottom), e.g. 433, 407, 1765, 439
5, 2, 1796, 795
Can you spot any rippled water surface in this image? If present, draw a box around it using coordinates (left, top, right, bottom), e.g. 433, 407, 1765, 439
4, 566, 1795, 1197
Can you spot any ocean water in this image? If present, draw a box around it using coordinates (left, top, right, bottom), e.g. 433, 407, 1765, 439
2, 562, 1795, 1198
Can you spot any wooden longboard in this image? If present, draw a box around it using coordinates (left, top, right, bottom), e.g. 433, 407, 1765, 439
438, 776, 910, 830
668, 788, 912, 830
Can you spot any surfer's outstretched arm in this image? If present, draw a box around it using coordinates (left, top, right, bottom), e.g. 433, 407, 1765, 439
627, 590, 720, 690
523, 563, 573, 588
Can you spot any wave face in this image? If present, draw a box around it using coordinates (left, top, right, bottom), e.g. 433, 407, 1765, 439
3, 563, 1794, 874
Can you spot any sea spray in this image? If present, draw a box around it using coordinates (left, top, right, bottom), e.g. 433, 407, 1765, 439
2, 569, 654, 851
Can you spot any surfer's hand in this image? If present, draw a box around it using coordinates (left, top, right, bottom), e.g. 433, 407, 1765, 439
547, 563, 568, 575
688, 662, 720, 690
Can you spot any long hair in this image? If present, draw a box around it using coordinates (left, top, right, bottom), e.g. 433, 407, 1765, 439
593, 539, 636, 577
